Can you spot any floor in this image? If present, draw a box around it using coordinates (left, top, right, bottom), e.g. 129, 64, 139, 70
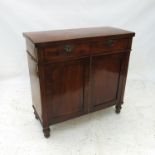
0, 76, 155, 155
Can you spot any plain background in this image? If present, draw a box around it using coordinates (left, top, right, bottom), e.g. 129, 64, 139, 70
0, 0, 155, 154
0, 0, 155, 81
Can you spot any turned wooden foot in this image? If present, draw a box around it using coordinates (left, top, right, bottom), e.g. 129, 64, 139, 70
115, 105, 122, 114
43, 127, 50, 138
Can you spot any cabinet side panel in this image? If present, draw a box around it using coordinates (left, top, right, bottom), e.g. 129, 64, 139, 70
27, 53, 42, 120
26, 39, 38, 61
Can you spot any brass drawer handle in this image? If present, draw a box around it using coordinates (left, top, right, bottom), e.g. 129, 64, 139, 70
105, 39, 115, 47
64, 44, 74, 53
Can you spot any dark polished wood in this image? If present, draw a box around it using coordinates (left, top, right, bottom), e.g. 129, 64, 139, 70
91, 53, 124, 109
23, 27, 135, 138
23, 26, 134, 44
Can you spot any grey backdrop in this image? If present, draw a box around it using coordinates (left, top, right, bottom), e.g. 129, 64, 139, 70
0, 1, 155, 155
0, 0, 155, 82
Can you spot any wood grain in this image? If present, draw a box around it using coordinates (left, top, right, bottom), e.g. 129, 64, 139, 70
24, 26, 135, 137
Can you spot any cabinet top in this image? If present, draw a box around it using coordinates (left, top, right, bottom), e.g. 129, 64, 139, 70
23, 26, 135, 45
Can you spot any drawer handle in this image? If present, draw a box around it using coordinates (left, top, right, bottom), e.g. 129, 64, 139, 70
64, 44, 74, 53
105, 39, 115, 47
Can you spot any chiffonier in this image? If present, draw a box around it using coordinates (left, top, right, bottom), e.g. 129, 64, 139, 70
23, 27, 135, 138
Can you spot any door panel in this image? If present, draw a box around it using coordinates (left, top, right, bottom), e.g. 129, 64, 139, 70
44, 58, 89, 120
91, 53, 124, 109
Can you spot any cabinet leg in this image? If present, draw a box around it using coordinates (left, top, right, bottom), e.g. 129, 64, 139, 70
43, 127, 50, 138
115, 101, 123, 113
115, 104, 122, 114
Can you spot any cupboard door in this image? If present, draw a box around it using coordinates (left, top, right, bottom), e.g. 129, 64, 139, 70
91, 53, 124, 111
44, 58, 89, 123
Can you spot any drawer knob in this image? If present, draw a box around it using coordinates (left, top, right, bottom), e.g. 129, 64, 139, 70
106, 39, 115, 47
64, 44, 74, 53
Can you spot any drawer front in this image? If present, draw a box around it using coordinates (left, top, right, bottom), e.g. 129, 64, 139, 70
44, 42, 90, 61
91, 38, 129, 53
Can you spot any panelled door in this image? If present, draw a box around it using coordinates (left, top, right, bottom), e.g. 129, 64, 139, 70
44, 58, 89, 123
90, 53, 126, 111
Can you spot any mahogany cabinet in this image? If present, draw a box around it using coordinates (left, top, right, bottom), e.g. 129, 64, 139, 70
23, 27, 135, 138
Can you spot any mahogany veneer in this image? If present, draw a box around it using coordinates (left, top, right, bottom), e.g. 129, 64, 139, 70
23, 27, 135, 138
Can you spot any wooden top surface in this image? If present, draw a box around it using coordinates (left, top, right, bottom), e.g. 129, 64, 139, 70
23, 26, 135, 44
